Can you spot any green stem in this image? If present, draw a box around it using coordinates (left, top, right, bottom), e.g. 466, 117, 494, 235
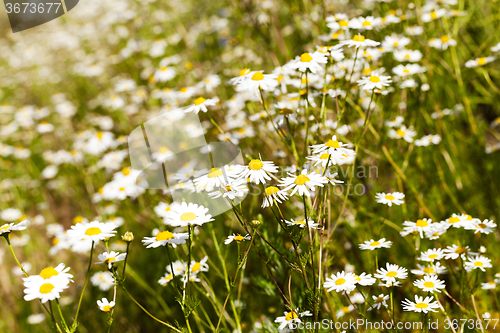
72, 241, 94, 330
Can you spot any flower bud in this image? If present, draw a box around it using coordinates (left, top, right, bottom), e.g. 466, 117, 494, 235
122, 231, 134, 242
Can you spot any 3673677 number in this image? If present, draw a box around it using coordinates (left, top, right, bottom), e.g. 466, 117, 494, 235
5, 2, 62, 14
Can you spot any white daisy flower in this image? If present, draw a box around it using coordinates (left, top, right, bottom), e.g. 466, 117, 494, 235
23, 276, 70, 303
374, 263, 408, 283
188, 256, 209, 274
402, 295, 440, 313
261, 186, 289, 208
239, 159, 278, 185
24, 264, 73, 285
224, 234, 251, 245
236, 71, 279, 92
443, 245, 472, 260
279, 169, 328, 197
419, 248, 445, 262
465, 219, 496, 234
142, 230, 189, 248
368, 294, 390, 311
96, 251, 127, 269
388, 126, 417, 142
411, 263, 448, 276
274, 309, 312, 330
289, 52, 328, 73
375, 192, 405, 206
324, 271, 358, 293
207, 178, 248, 200
414, 275, 446, 292
415, 134, 442, 146
354, 272, 376, 286
481, 281, 497, 290
394, 49, 423, 62
359, 238, 392, 250
464, 255, 492, 272
422, 8, 446, 22
184, 97, 219, 114
400, 218, 434, 238
0, 220, 28, 236
429, 35, 457, 50
465, 56, 496, 68
284, 219, 320, 229
91, 271, 114, 291
67, 221, 117, 244
385, 116, 404, 127
445, 213, 474, 228
97, 298, 115, 312
357, 71, 392, 90
340, 34, 380, 48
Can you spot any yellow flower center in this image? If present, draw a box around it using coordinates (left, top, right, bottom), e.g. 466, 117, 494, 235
194, 97, 206, 105
403, 69, 410, 74
385, 195, 395, 201
478, 223, 487, 229
455, 247, 466, 254
251, 72, 264, 81
339, 20, 349, 27
159, 146, 169, 154
156, 231, 175, 241
103, 305, 112, 312
39, 283, 55, 294
119, 187, 125, 191
265, 186, 280, 195
121, 167, 130, 176
353, 34, 365, 42
440, 35, 450, 43
191, 262, 201, 273
104, 257, 116, 264
448, 217, 460, 224
320, 153, 330, 160
0, 225, 10, 232
208, 168, 223, 178
376, 297, 385, 303
416, 219, 428, 227
97, 132, 103, 139
423, 267, 434, 274
396, 129, 406, 136
335, 278, 346, 285
423, 281, 435, 288
386, 271, 397, 278
295, 220, 306, 225
294, 175, 310, 185
248, 159, 264, 170
239, 68, 250, 76
369, 76, 380, 83
300, 53, 313, 62
286, 311, 298, 321
370, 241, 380, 246
325, 139, 340, 148
362, 20, 372, 26
404, 54, 411, 59
234, 235, 245, 242
430, 11, 438, 19
39, 267, 59, 279
474, 262, 483, 267
416, 303, 429, 309
428, 254, 438, 259
180, 212, 197, 222
85, 227, 102, 236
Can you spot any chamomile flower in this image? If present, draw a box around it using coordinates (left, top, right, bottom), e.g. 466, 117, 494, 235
97, 298, 115, 312
284, 219, 320, 229
465, 219, 496, 234
393, 64, 426, 77
359, 238, 393, 250
445, 213, 473, 228
464, 255, 492, 272
274, 309, 312, 330
415, 134, 442, 146
239, 159, 278, 184
207, 179, 248, 200
0, 220, 28, 236
96, 251, 127, 269
24, 264, 74, 285
419, 248, 445, 262
184, 97, 219, 114
324, 271, 358, 293
340, 34, 380, 48
236, 71, 279, 92
443, 245, 471, 260
368, 294, 390, 311
401, 218, 434, 238
159, 272, 175, 286
142, 230, 189, 248
411, 263, 448, 276
67, 221, 117, 243
429, 35, 457, 50
381, 34, 410, 50
279, 169, 328, 197
224, 234, 251, 245
402, 295, 439, 313
194, 166, 237, 192
388, 126, 416, 142
91, 271, 114, 291
349, 16, 382, 30
188, 256, 209, 274
261, 186, 289, 208
310, 135, 350, 155
394, 49, 423, 62
375, 192, 405, 206
375, 263, 408, 283
357, 71, 392, 90
465, 56, 496, 68
354, 272, 376, 286
164, 202, 214, 227
23, 276, 70, 303
385, 116, 404, 128
422, 8, 446, 22
481, 281, 497, 290
414, 275, 446, 292
290, 52, 328, 73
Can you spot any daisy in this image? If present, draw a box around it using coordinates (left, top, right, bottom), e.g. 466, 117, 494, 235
224, 234, 251, 245
481, 281, 497, 290
91, 271, 114, 291
67, 221, 117, 243
411, 263, 448, 276
357, 71, 392, 90
385, 116, 404, 128
415, 134, 441, 146
274, 309, 312, 330
236, 71, 279, 92
375, 263, 408, 283
381, 34, 410, 50
310, 135, 350, 155
354, 272, 376, 286
464, 255, 492, 272
324, 271, 358, 293
96, 251, 127, 269
0, 220, 28, 236
444, 213, 473, 228
402, 295, 439, 313
189, 256, 209, 274
349, 16, 382, 30
284, 219, 320, 229
359, 238, 392, 250
414, 275, 446, 292
400, 218, 434, 238
393, 49, 423, 62
419, 248, 445, 262
24, 264, 73, 285
429, 35, 457, 50
465, 56, 496, 68
97, 298, 115, 312
239, 159, 278, 184
194, 166, 236, 192
424, 222, 450, 240
443, 245, 471, 260
393, 64, 426, 77
142, 230, 189, 248
340, 34, 380, 48
164, 202, 214, 227
261, 186, 289, 208
290, 52, 328, 73
23, 276, 70, 303
375, 192, 405, 206
158, 272, 175, 286
368, 294, 389, 311
422, 8, 446, 22
465, 219, 496, 234
184, 97, 219, 114
207, 179, 248, 200
279, 169, 328, 197
388, 126, 417, 142
336, 305, 355, 318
